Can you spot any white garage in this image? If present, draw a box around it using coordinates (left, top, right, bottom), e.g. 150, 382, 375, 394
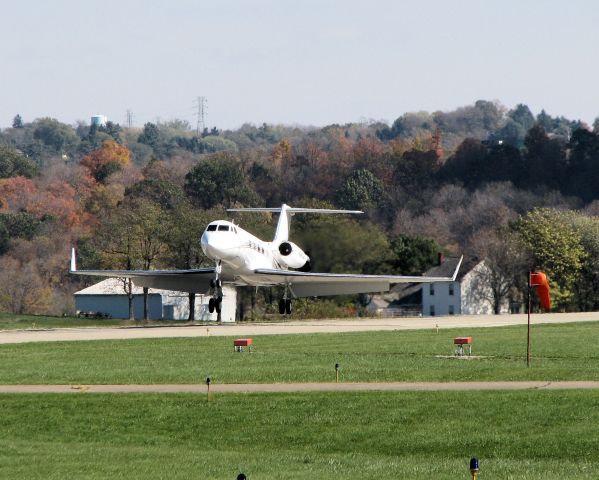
74, 278, 236, 322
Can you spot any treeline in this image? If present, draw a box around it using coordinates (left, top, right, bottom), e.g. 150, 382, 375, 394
1, 100, 599, 316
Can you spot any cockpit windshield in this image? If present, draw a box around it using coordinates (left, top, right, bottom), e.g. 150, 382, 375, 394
217, 225, 229, 231
207, 225, 217, 231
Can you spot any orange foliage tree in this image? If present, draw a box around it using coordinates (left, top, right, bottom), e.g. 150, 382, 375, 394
81, 139, 131, 182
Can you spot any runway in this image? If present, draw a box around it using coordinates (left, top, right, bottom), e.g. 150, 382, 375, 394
0, 311, 596, 344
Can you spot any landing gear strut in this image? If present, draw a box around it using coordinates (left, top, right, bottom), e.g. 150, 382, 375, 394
278, 284, 292, 315
209, 262, 223, 314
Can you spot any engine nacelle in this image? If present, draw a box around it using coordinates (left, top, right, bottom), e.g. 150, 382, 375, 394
276, 241, 310, 270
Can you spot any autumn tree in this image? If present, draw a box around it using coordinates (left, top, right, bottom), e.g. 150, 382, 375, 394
0, 257, 52, 314
80, 139, 131, 182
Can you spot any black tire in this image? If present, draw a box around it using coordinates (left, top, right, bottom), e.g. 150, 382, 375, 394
278, 299, 286, 315
285, 299, 292, 315
216, 297, 222, 314
208, 298, 215, 313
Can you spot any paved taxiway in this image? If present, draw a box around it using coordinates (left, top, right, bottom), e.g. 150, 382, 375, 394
0, 311, 597, 344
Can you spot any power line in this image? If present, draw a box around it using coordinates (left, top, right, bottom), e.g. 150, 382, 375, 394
196, 96, 207, 135
125, 109, 134, 128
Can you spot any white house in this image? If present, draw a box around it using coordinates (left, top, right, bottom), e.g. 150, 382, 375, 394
422, 257, 509, 316
74, 278, 236, 322
368, 256, 510, 317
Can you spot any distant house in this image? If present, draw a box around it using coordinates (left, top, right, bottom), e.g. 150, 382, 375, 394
368, 256, 510, 317
74, 278, 236, 322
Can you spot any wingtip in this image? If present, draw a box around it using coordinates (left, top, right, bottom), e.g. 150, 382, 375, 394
70, 247, 76, 272
451, 255, 464, 281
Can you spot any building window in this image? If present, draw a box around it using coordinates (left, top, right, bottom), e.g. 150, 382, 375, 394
430, 284, 435, 296
449, 305, 455, 315
430, 305, 435, 316
449, 283, 454, 296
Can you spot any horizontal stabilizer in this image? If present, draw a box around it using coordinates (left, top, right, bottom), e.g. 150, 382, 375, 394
227, 203, 362, 242
226, 207, 363, 214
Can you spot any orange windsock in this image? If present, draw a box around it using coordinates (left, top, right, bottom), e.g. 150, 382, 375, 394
530, 272, 551, 311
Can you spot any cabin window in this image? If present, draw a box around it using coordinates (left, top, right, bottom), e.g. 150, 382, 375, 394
218, 225, 229, 231
429, 284, 435, 296
207, 225, 217, 231
449, 283, 454, 296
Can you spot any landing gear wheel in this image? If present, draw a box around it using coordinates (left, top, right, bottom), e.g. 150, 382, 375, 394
285, 299, 292, 315
208, 298, 215, 313
215, 297, 222, 314
278, 299, 286, 315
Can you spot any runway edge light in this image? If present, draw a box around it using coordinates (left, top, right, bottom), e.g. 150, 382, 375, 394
470, 457, 479, 479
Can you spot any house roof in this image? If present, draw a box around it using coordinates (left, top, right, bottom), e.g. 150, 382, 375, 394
75, 278, 178, 296
421, 256, 481, 282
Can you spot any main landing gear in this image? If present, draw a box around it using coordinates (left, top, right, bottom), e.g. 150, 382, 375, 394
208, 262, 223, 314
278, 284, 292, 315
278, 298, 292, 315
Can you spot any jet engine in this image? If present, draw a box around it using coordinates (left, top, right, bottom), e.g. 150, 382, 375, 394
276, 241, 311, 270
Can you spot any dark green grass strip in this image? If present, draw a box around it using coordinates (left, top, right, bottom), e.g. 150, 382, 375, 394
1, 322, 599, 384
0, 391, 598, 479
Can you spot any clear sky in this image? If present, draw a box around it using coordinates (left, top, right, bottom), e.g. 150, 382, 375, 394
2, 0, 599, 130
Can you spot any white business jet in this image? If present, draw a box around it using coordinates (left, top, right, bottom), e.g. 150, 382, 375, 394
71, 204, 462, 315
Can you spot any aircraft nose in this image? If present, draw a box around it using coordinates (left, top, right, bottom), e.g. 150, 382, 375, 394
201, 232, 223, 260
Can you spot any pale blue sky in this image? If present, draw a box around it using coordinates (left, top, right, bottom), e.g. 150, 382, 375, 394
2, 0, 599, 129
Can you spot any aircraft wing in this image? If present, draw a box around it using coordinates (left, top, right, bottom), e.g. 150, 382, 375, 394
253, 256, 463, 297
70, 249, 216, 293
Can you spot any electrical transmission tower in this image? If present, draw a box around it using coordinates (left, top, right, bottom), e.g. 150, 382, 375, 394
196, 96, 207, 135
125, 109, 134, 128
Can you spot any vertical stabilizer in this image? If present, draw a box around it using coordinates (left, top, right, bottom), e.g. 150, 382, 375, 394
273, 204, 291, 242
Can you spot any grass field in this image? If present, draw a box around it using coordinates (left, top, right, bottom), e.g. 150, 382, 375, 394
1, 321, 599, 384
1, 390, 598, 479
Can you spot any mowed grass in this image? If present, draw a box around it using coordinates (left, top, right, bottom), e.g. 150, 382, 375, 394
0, 390, 599, 479
2, 321, 599, 384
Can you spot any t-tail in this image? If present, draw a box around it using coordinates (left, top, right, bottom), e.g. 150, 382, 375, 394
227, 204, 363, 242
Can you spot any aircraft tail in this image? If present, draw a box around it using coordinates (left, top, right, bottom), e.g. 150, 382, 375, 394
227, 204, 363, 242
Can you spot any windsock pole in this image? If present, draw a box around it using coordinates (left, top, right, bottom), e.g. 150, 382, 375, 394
527, 272, 532, 368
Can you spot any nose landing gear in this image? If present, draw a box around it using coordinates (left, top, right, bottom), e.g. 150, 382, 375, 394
208, 262, 223, 314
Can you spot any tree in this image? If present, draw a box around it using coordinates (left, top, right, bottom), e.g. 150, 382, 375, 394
0, 257, 52, 314
137, 122, 160, 148
12, 115, 23, 129
512, 208, 586, 309
125, 179, 185, 210
95, 199, 169, 320
566, 128, 599, 202
522, 125, 566, 190
336, 169, 386, 211
80, 139, 131, 182
393, 149, 439, 191
163, 202, 214, 320
32, 118, 80, 154
470, 230, 531, 314
0, 146, 37, 178
184, 155, 260, 209
384, 234, 442, 275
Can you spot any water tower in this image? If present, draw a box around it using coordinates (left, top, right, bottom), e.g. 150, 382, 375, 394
91, 115, 108, 127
